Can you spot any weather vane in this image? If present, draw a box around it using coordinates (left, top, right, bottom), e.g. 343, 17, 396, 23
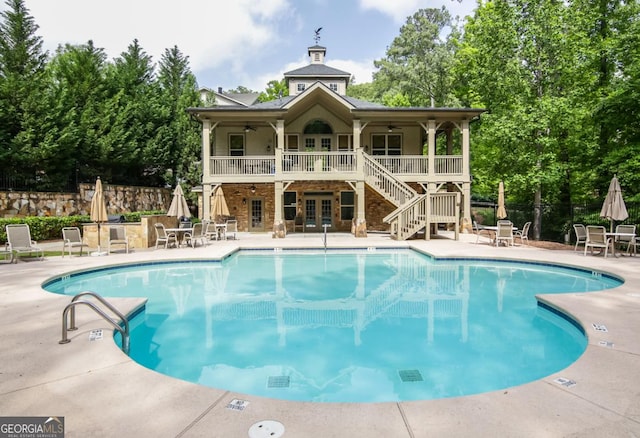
314, 27, 323, 44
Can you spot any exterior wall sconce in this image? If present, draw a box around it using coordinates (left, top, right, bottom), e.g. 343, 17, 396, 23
242, 198, 246, 205
250, 184, 256, 194
266, 141, 272, 152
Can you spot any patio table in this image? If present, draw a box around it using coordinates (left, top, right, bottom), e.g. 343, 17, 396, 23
165, 227, 193, 247
605, 232, 636, 257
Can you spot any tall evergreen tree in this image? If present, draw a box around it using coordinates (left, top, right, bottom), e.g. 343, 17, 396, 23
152, 46, 201, 190
0, 0, 48, 181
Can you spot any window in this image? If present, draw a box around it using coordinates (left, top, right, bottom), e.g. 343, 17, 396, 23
297, 83, 306, 92
340, 191, 355, 221
286, 134, 299, 151
314, 53, 320, 62
320, 138, 331, 151
229, 134, 244, 156
371, 133, 402, 155
283, 192, 297, 221
329, 83, 338, 92
337, 134, 352, 151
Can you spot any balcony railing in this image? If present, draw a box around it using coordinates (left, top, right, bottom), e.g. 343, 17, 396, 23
208, 153, 463, 177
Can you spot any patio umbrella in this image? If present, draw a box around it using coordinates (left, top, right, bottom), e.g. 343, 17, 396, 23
600, 175, 628, 232
496, 181, 507, 220
90, 177, 108, 254
211, 186, 230, 221
167, 184, 191, 219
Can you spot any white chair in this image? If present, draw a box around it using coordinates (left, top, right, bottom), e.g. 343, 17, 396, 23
615, 224, 636, 254
62, 227, 89, 257
5, 224, 43, 262
495, 220, 514, 247
584, 225, 611, 257
184, 223, 206, 248
573, 224, 587, 252
473, 220, 494, 244
225, 219, 237, 240
154, 223, 177, 249
108, 226, 129, 254
514, 221, 531, 246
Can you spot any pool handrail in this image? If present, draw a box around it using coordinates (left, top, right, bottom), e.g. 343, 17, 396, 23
59, 291, 130, 354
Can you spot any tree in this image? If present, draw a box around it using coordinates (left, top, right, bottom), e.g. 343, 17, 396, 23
455, 0, 597, 239
44, 41, 109, 184
152, 46, 201, 191
373, 7, 461, 107
0, 0, 48, 180
257, 79, 288, 102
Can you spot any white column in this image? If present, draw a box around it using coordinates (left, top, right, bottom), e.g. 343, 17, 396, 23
427, 119, 436, 178
202, 120, 212, 221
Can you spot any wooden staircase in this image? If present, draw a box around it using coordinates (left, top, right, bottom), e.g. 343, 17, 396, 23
362, 153, 460, 240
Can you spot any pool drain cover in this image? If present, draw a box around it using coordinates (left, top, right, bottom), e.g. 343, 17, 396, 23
267, 375, 290, 388
248, 420, 285, 438
399, 369, 423, 382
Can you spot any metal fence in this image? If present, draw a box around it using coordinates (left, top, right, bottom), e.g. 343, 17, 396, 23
0, 172, 78, 193
472, 201, 640, 242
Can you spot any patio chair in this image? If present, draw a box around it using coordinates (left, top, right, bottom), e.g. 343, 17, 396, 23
495, 220, 514, 247
573, 224, 587, 252
514, 221, 531, 246
5, 224, 44, 262
203, 221, 219, 241
108, 226, 129, 254
184, 223, 206, 248
62, 226, 89, 257
584, 225, 611, 257
473, 220, 494, 244
615, 224, 636, 254
154, 223, 177, 249
225, 219, 238, 240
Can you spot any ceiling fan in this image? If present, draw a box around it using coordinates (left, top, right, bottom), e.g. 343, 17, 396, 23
244, 125, 256, 132
387, 125, 399, 132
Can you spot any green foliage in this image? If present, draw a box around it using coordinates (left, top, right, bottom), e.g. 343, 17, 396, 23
257, 79, 288, 102
373, 7, 461, 107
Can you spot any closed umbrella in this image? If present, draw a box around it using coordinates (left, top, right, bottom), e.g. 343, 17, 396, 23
211, 186, 230, 221
90, 177, 108, 254
496, 181, 507, 220
600, 175, 628, 232
167, 184, 191, 219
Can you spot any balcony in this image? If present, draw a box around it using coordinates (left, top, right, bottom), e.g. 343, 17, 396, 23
207, 152, 464, 183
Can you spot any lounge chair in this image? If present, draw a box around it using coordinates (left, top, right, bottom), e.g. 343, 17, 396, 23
495, 220, 514, 247
225, 219, 238, 240
184, 223, 206, 248
514, 221, 531, 246
203, 221, 218, 241
62, 227, 89, 257
573, 224, 587, 252
5, 224, 44, 262
108, 226, 129, 254
584, 225, 611, 257
154, 223, 177, 249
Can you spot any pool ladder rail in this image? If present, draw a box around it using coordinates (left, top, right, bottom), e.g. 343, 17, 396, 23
59, 291, 130, 354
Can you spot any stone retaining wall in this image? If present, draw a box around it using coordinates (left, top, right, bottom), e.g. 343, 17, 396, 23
0, 183, 171, 218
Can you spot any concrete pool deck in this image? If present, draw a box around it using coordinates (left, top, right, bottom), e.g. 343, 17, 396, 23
1, 232, 640, 437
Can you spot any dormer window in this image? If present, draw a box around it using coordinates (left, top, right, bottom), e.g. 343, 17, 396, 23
329, 83, 338, 92
297, 83, 306, 92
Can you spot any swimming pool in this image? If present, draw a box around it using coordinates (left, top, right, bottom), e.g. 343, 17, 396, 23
44, 249, 622, 402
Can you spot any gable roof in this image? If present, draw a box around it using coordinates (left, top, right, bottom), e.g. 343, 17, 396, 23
283, 64, 351, 78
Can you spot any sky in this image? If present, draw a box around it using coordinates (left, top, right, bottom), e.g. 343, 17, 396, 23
3, 0, 477, 92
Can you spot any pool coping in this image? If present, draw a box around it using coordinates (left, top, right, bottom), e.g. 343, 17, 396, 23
1, 232, 640, 437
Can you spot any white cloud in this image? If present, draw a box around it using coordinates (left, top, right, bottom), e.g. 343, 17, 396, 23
358, 0, 476, 23
21, 0, 291, 71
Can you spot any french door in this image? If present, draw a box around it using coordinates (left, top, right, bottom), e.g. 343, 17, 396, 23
304, 195, 332, 232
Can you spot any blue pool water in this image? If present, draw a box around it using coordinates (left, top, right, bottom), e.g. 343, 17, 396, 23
44, 249, 622, 402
